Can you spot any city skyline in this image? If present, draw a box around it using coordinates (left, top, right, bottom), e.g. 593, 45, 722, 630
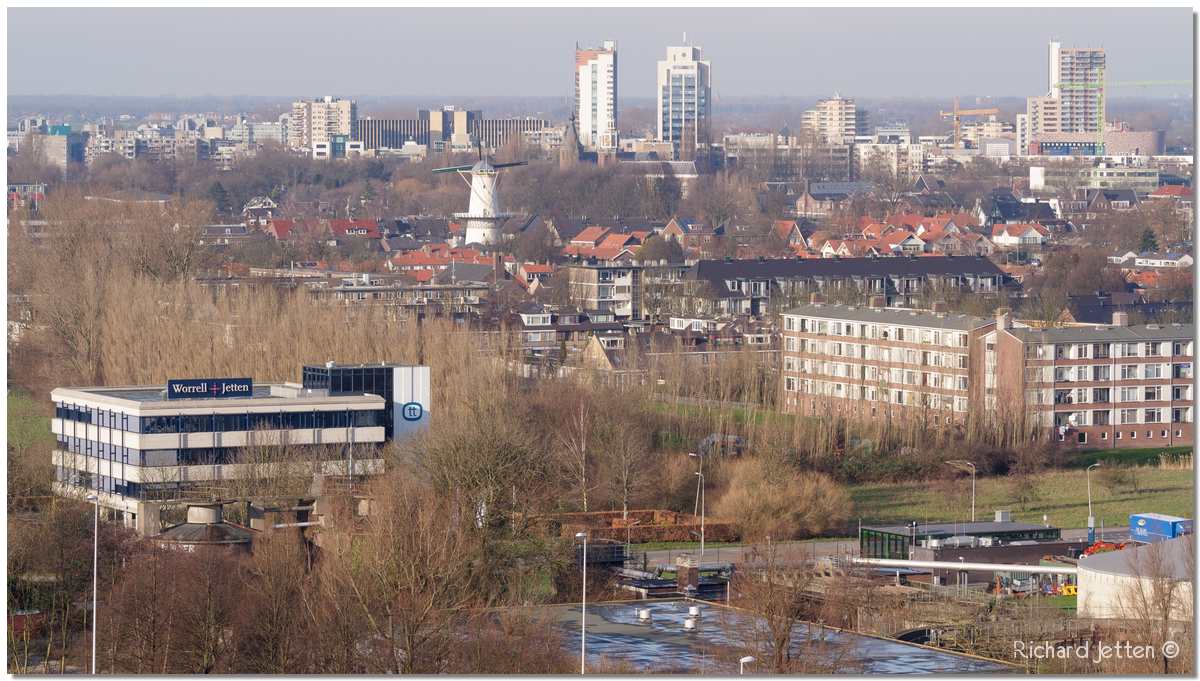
8, 8, 1193, 99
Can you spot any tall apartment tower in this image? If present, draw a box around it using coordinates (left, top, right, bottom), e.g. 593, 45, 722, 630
288, 96, 357, 150
575, 40, 618, 151
1026, 40, 1105, 143
656, 45, 711, 161
1047, 41, 1106, 133
801, 95, 869, 145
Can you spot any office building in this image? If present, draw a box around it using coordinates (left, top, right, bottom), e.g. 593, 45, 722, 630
801, 96, 869, 145
656, 45, 711, 160
990, 315, 1193, 448
355, 118, 432, 149
780, 302, 994, 421
50, 364, 429, 532
312, 136, 365, 160
474, 116, 548, 151
722, 132, 807, 180
289, 96, 357, 151
575, 40, 619, 151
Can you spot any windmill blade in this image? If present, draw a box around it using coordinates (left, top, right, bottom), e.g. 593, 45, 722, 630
432, 164, 475, 174
492, 161, 528, 169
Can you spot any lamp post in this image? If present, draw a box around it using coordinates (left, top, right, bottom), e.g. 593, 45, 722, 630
945, 460, 976, 523
625, 518, 642, 555
1086, 463, 1101, 544
695, 471, 706, 564
739, 655, 756, 675
86, 494, 99, 675
575, 531, 587, 674
689, 452, 705, 564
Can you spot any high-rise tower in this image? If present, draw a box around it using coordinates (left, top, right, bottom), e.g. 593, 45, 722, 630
575, 40, 618, 151
656, 44, 711, 161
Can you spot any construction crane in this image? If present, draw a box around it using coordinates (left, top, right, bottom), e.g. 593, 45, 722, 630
939, 97, 1000, 148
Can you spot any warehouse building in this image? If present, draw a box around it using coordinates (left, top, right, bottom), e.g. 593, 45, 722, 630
51, 363, 429, 533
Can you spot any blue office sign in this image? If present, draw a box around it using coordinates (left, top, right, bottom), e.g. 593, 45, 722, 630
400, 401, 424, 422
166, 378, 253, 400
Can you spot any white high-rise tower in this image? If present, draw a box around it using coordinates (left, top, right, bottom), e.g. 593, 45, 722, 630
656, 44, 711, 161
575, 40, 619, 151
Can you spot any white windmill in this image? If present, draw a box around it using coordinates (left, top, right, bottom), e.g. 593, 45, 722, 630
433, 146, 527, 246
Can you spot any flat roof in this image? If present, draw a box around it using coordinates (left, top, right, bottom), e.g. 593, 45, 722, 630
548, 600, 1011, 673
1011, 323, 1194, 344
784, 303, 991, 331
1080, 535, 1192, 580
864, 521, 1059, 536
51, 384, 385, 410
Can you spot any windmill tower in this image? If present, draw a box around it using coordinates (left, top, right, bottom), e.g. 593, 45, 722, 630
432, 147, 527, 246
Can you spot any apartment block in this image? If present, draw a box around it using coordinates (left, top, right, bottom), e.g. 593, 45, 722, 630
991, 315, 1193, 448
780, 302, 993, 421
567, 262, 643, 320
576, 40, 619, 151
289, 96, 357, 150
688, 256, 1009, 317
801, 96, 869, 145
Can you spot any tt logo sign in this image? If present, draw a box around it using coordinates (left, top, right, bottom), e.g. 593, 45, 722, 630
401, 402, 424, 422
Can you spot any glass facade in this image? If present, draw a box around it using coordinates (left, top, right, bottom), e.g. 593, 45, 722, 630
55, 403, 382, 434
303, 365, 398, 437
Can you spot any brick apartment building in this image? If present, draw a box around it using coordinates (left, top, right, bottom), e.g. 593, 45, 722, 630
780, 302, 1195, 448
990, 313, 1194, 448
780, 300, 994, 422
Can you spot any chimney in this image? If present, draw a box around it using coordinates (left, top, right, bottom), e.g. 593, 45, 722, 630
1111, 311, 1129, 327
995, 307, 1011, 331
810, 292, 824, 304
868, 295, 886, 309
931, 301, 948, 314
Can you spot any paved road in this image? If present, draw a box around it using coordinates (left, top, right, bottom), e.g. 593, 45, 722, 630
636, 527, 1129, 568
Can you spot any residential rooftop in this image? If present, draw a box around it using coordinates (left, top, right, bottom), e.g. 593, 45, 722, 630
1011, 323, 1194, 344
783, 303, 992, 331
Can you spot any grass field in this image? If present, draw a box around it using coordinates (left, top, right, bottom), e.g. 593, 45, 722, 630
1067, 446, 1192, 468
8, 389, 53, 451
848, 467, 1194, 529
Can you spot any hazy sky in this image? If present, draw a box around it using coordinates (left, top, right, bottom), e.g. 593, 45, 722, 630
8, 8, 1194, 99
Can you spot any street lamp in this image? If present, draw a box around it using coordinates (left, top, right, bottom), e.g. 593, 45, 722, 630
688, 452, 703, 517
739, 655, 756, 674
695, 471, 706, 564
625, 518, 642, 553
945, 460, 976, 523
1086, 463, 1102, 544
575, 531, 587, 674
86, 494, 99, 675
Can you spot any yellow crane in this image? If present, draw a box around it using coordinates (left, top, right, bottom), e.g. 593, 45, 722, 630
939, 97, 1000, 147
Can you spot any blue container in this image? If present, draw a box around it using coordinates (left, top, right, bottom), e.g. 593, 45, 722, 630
1129, 513, 1193, 543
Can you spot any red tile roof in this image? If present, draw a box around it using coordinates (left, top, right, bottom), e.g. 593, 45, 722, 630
1151, 185, 1191, 197
571, 226, 610, 245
